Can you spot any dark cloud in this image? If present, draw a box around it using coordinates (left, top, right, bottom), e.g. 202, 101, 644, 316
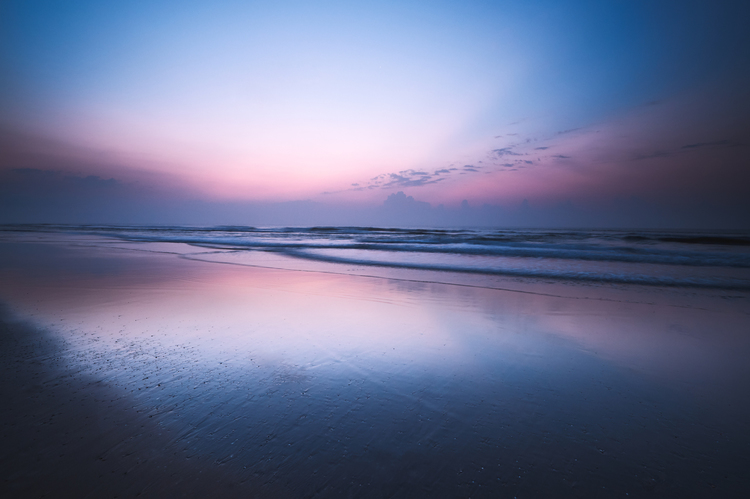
492, 147, 520, 157
552, 155, 571, 159
386, 176, 445, 187
633, 151, 672, 161
356, 169, 449, 190
386, 173, 408, 182
534, 146, 549, 150
1, 167, 147, 223
6, 168, 120, 190
681, 139, 735, 149
346, 161, 488, 192
0, 128, 214, 224
1, 127, 198, 193
383, 191, 430, 210
557, 127, 582, 135
631, 139, 743, 162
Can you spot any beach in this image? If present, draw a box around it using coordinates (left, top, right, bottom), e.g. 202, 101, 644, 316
1, 228, 749, 497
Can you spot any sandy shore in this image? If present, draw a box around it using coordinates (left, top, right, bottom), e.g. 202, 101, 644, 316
1, 233, 749, 497
0, 306, 276, 497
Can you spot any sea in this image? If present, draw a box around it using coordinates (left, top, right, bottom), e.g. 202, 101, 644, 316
5, 224, 750, 290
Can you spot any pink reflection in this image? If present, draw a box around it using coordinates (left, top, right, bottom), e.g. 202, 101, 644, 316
3, 232, 750, 496
0, 235, 482, 374
2, 232, 748, 397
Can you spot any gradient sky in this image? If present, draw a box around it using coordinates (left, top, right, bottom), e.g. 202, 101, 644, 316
1, 0, 749, 226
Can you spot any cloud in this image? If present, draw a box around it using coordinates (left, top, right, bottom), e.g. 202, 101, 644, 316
629, 139, 744, 161
492, 147, 521, 157
0, 127, 198, 193
557, 127, 582, 135
632, 151, 672, 161
383, 191, 430, 210
0, 127, 216, 223
5, 168, 121, 191
341, 164, 476, 194
384, 175, 445, 188
681, 139, 736, 149
0, 167, 139, 223
367, 170, 447, 189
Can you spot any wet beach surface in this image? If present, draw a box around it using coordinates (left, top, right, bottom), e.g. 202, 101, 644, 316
1, 233, 750, 497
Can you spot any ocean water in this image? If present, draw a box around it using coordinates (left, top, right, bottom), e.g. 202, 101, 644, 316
6, 224, 750, 289
1, 225, 750, 497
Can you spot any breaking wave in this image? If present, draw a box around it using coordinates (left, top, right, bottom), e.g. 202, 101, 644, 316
5, 224, 750, 289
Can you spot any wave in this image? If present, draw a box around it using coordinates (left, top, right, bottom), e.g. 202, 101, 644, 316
282, 249, 750, 290
3, 224, 749, 289
70, 228, 750, 268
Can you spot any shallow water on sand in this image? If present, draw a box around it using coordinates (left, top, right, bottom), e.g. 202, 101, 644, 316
1, 232, 749, 497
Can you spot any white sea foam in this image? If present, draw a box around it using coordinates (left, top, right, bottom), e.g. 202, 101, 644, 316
4, 224, 749, 289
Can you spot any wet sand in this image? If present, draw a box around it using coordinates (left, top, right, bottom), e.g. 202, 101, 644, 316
1, 233, 749, 497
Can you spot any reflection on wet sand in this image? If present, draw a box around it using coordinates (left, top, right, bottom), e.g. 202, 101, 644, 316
1, 234, 749, 497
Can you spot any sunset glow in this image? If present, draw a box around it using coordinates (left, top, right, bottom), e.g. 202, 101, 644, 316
2, 0, 748, 226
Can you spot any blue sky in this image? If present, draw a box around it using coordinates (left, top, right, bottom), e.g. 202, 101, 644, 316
1, 0, 749, 226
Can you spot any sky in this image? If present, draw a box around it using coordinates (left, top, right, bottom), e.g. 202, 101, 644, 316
1, 0, 749, 227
